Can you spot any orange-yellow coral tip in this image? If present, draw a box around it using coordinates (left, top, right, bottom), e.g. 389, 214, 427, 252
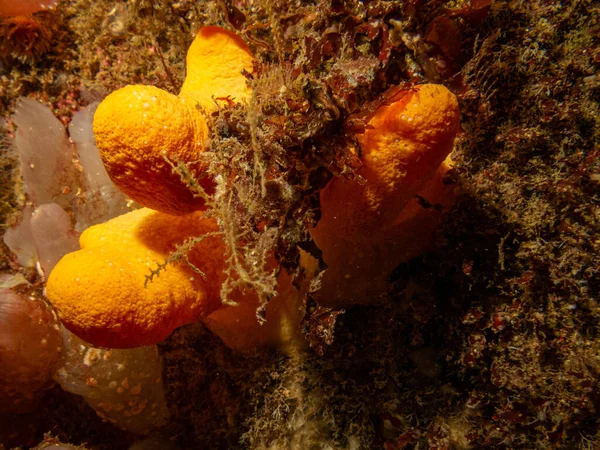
46, 208, 225, 348
92, 26, 254, 215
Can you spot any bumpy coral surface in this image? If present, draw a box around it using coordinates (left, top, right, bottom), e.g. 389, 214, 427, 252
179, 26, 254, 110
92, 27, 253, 215
46, 205, 305, 352
46, 208, 225, 348
318, 85, 459, 243
312, 84, 460, 305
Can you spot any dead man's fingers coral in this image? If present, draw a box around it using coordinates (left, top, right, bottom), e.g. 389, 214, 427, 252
92, 26, 254, 216
45, 206, 302, 352
204, 85, 461, 346
46, 26, 279, 351
46, 208, 226, 348
310, 84, 460, 306
47, 24, 460, 351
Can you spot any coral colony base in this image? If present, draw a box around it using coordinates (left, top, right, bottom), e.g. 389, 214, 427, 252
1, 0, 598, 448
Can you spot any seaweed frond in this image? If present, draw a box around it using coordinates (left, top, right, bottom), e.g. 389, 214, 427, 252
144, 233, 222, 288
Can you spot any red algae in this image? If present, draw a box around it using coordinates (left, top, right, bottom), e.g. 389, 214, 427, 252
0, 288, 62, 413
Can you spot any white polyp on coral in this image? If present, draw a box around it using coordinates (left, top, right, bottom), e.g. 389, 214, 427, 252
53, 329, 169, 435
69, 103, 130, 232
30, 203, 79, 276
12, 98, 77, 208
3, 205, 36, 267
4, 99, 133, 268
3, 203, 78, 274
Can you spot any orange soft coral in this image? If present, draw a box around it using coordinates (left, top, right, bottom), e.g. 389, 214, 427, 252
92, 26, 253, 215
47, 26, 303, 351
46, 208, 225, 348
311, 84, 460, 306
46, 206, 304, 351
46, 27, 460, 351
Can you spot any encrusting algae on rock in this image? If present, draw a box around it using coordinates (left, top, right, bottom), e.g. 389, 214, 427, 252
46, 25, 461, 352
